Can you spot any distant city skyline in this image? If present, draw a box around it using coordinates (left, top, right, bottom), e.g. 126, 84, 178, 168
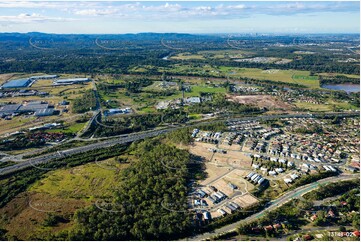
0, 1, 359, 34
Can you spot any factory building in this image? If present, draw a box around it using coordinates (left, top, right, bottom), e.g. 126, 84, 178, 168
2, 79, 32, 89
53, 78, 90, 86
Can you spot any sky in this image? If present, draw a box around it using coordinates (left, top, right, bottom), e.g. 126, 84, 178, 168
0, 1, 359, 34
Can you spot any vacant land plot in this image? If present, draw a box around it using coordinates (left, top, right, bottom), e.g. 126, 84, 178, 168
232, 194, 259, 208
189, 142, 218, 162
227, 94, 294, 110
219, 67, 320, 88
223, 169, 255, 193
189, 142, 252, 168
0, 158, 128, 240
0, 192, 86, 240
295, 99, 358, 112
319, 73, 360, 79
170, 52, 205, 60
199, 163, 232, 185
30, 158, 127, 199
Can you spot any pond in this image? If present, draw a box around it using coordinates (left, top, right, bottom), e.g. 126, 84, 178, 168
321, 84, 360, 93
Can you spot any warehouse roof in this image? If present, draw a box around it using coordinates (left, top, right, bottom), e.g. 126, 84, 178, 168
35, 108, 54, 116
2, 78, 31, 88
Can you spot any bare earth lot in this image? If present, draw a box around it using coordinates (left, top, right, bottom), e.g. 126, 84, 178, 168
227, 94, 294, 110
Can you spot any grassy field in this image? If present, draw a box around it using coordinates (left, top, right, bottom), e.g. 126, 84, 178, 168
48, 121, 86, 134
295, 99, 358, 112
29, 158, 127, 200
295, 101, 332, 112
318, 73, 360, 79
170, 52, 205, 60
0, 158, 128, 240
219, 67, 320, 88
187, 85, 226, 96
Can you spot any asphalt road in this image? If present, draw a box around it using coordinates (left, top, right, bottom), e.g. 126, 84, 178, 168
186, 174, 359, 241
0, 127, 175, 175
0, 111, 358, 176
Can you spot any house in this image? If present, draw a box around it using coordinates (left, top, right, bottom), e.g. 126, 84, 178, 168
327, 209, 335, 218
185, 97, 201, 104
228, 183, 237, 190
203, 211, 211, 220
310, 214, 317, 221
273, 223, 282, 230
290, 174, 299, 180
269, 171, 277, 176
275, 168, 284, 173
217, 209, 226, 216
264, 225, 273, 231
303, 234, 313, 241
59, 100, 70, 105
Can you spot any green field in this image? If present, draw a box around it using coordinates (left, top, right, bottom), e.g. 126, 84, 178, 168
219, 67, 320, 88
48, 121, 86, 134
170, 52, 205, 60
29, 158, 127, 200
295, 99, 358, 112
187, 85, 226, 95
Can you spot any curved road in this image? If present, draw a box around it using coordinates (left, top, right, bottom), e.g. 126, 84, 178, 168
187, 174, 359, 241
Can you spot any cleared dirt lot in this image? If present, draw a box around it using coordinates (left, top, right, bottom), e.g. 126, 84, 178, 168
227, 94, 294, 110
211, 150, 252, 168
223, 169, 255, 193
200, 163, 232, 185
189, 142, 252, 168
232, 194, 259, 208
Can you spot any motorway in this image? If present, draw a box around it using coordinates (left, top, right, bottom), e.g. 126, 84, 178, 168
187, 174, 359, 241
0, 127, 175, 176
0, 111, 358, 176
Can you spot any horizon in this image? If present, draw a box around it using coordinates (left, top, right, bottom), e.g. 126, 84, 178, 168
0, 32, 360, 35
0, 1, 359, 34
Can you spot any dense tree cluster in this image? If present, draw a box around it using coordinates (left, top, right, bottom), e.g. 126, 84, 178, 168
303, 180, 359, 201
72, 90, 97, 113
319, 75, 360, 85
69, 140, 193, 240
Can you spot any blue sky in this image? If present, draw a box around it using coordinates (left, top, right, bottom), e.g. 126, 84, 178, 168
0, 1, 359, 34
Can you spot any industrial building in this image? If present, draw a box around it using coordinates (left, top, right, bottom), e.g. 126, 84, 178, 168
2, 79, 32, 89
34, 108, 54, 116
0, 104, 22, 116
30, 75, 58, 80
53, 78, 90, 86
0, 101, 56, 118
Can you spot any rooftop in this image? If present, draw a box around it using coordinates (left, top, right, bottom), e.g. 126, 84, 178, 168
2, 78, 31, 88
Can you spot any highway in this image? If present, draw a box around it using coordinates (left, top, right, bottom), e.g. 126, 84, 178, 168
0, 111, 358, 176
0, 127, 175, 176
187, 174, 359, 241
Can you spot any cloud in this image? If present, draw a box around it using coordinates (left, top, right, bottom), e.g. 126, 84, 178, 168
0, 13, 73, 24
74, 9, 119, 16
0, 1, 358, 22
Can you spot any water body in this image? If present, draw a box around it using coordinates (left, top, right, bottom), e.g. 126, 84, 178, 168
322, 84, 360, 93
